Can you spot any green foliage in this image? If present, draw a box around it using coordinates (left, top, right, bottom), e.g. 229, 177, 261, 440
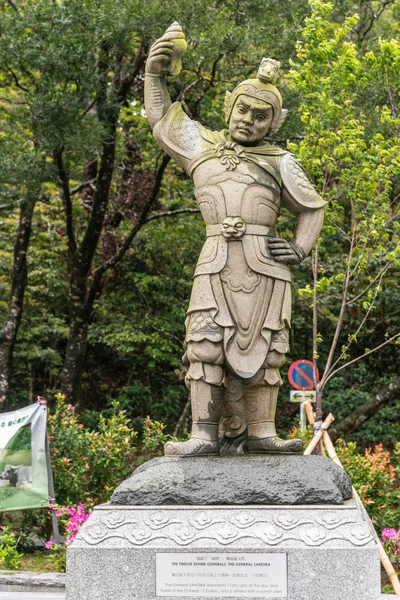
336, 440, 398, 529
48, 394, 185, 505
139, 416, 175, 462
45, 544, 66, 573
288, 424, 314, 447
286, 0, 400, 438
48, 394, 137, 507
290, 0, 400, 305
0, 526, 23, 571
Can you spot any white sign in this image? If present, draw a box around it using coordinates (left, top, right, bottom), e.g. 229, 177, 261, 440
0, 403, 48, 511
156, 552, 287, 598
290, 390, 316, 403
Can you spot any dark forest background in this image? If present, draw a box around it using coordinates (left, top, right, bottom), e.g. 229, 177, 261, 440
0, 0, 399, 447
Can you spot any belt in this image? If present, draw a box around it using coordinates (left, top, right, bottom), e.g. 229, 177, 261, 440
206, 223, 276, 238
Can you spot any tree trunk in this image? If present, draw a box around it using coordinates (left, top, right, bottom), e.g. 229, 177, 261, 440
59, 109, 118, 405
59, 127, 117, 405
330, 377, 400, 440
0, 192, 37, 403
59, 151, 169, 407
60, 315, 88, 405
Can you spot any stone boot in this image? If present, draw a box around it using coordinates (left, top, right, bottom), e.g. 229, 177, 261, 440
164, 380, 224, 457
245, 384, 303, 454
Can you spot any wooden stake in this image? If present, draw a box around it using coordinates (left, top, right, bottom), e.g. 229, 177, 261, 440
321, 429, 340, 465
303, 401, 325, 456
303, 413, 334, 455
380, 545, 400, 595
304, 400, 315, 426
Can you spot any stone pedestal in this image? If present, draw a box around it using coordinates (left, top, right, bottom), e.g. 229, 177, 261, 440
110, 456, 352, 506
66, 498, 381, 600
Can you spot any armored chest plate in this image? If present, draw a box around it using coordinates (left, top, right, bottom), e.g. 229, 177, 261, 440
193, 160, 281, 227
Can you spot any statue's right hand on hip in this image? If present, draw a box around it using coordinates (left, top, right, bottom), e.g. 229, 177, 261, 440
268, 237, 305, 265
146, 22, 187, 76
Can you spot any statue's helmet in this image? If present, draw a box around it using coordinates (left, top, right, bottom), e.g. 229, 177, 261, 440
224, 58, 286, 134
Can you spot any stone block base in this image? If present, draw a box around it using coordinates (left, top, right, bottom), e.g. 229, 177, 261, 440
66, 499, 380, 600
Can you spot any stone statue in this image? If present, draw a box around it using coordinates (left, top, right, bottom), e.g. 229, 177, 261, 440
144, 23, 326, 457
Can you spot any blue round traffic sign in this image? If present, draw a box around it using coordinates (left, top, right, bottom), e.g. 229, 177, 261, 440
288, 360, 318, 391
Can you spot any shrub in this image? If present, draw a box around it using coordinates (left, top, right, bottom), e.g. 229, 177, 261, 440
0, 526, 23, 570
55, 504, 92, 545
381, 528, 400, 570
48, 394, 137, 507
45, 543, 66, 572
336, 441, 397, 529
137, 417, 173, 463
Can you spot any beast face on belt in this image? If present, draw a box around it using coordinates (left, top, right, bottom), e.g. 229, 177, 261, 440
206, 218, 276, 239
221, 216, 246, 239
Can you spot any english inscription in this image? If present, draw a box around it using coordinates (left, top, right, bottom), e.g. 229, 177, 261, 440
156, 552, 287, 598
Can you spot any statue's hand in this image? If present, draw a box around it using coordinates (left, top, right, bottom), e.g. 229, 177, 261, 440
268, 237, 305, 265
146, 23, 187, 76
146, 37, 174, 75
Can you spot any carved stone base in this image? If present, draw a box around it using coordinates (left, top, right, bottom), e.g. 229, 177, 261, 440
66, 498, 381, 600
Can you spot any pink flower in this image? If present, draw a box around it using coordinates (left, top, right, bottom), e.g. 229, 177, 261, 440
64, 534, 75, 545
382, 528, 399, 542
55, 503, 92, 545
45, 540, 54, 549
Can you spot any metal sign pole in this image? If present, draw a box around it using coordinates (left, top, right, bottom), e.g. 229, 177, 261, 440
45, 433, 60, 544
38, 398, 60, 545
290, 391, 316, 432
299, 398, 306, 432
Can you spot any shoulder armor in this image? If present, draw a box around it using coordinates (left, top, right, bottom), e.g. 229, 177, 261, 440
153, 102, 202, 162
280, 153, 327, 211
169, 106, 200, 152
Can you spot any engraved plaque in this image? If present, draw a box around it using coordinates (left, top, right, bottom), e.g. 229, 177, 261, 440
156, 552, 287, 598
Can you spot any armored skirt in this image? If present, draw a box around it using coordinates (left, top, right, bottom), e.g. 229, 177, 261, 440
185, 239, 291, 384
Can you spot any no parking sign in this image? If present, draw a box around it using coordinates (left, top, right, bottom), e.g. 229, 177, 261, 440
288, 359, 318, 390
288, 360, 318, 431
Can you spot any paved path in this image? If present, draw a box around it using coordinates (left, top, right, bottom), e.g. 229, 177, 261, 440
1, 593, 396, 599
0, 594, 64, 599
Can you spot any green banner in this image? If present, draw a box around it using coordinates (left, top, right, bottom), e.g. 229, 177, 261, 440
0, 403, 48, 511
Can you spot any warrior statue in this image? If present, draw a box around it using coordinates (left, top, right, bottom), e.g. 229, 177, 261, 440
144, 23, 326, 457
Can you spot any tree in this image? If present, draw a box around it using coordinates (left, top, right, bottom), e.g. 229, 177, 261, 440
330, 377, 400, 439
0, 85, 46, 401
288, 0, 400, 427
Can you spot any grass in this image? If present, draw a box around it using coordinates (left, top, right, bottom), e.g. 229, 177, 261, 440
19, 550, 59, 573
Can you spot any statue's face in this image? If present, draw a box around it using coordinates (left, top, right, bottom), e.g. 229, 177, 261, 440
229, 95, 273, 145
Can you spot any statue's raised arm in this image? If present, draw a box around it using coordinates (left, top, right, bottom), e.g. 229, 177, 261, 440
144, 23, 187, 129
145, 23, 207, 176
